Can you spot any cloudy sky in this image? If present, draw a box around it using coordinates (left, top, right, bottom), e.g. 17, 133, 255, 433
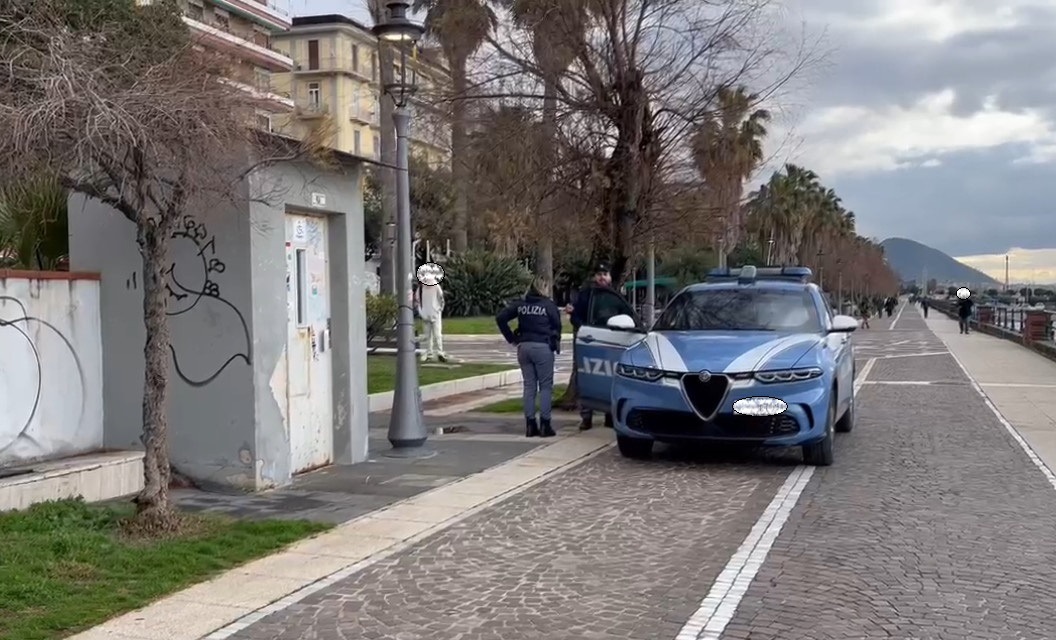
287, 0, 1056, 281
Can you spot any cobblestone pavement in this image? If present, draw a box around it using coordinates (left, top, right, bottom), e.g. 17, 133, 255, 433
726, 304, 1056, 639
225, 302, 1056, 639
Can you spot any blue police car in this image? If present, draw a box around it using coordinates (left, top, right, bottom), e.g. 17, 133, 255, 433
573, 266, 859, 466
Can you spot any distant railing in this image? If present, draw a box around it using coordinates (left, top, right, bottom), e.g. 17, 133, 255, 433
931, 298, 1056, 347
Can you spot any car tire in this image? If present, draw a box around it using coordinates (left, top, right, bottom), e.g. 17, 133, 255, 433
617, 435, 653, 459
802, 396, 835, 466
835, 386, 855, 433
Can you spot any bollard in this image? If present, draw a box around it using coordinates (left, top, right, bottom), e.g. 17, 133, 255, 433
1023, 309, 1049, 345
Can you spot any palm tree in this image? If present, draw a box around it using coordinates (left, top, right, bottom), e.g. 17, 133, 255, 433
0, 174, 69, 270
412, 0, 497, 252
504, 0, 586, 295
692, 87, 770, 266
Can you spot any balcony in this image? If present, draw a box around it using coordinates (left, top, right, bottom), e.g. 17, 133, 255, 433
296, 102, 329, 119
295, 55, 374, 82
349, 104, 379, 126
211, 0, 291, 32
183, 15, 294, 72
220, 78, 295, 112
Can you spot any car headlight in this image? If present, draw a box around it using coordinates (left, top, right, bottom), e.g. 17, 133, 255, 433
616, 364, 665, 381
754, 367, 823, 383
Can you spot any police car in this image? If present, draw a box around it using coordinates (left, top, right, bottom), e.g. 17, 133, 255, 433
574, 266, 858, 466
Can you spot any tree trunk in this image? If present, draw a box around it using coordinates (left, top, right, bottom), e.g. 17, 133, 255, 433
134, 220, 177, 530
377, 43, 397, 295
535, 82, 558, 293
450, 62, 470, 252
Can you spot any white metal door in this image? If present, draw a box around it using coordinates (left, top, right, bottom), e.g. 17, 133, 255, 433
285, 213, 333, 473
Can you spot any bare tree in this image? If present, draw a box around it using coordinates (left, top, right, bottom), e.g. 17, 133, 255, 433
479, 0, 817, 285
0, 0, 326, 530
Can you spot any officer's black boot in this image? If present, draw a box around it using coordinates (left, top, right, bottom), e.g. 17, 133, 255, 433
604, 413, 614, 428
526, 417, 540, 438
539, 418, 556, 438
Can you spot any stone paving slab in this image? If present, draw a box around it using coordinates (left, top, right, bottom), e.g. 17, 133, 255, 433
867, 353, 966, 382
173, 435, 544, 524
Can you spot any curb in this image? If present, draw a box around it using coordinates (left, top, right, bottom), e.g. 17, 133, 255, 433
368, 368, 523, 413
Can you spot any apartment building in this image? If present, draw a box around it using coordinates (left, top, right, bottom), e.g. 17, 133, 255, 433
271, 14, 452, 166
176, 0, 296, 127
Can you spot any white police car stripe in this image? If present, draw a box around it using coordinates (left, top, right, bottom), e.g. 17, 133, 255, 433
724, 335, 818, 373
644, 332, 688, 372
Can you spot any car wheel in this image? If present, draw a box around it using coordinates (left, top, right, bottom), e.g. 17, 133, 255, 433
802, 396, 835, 466
617, 435, 653, 459
835, 386, 855, 433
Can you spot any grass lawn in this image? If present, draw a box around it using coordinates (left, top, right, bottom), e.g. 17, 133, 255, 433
415, 315, 574, 335
477, 385, 569, 413
367, 355, 514, 394
0, 499, 330, 640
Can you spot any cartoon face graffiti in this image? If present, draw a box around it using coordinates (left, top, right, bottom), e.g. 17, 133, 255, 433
416, 262, 445, 286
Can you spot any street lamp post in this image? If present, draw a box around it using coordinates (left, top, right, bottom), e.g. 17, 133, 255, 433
373, 1, 430, 458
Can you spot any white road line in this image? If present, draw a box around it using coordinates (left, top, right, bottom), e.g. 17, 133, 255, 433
888, 300, 908, 330
862, 380, 934, 385
938, 342, 1056, 493
675, 358, 876, 640
875, 351, 948, 360
980, 382, 1056, 389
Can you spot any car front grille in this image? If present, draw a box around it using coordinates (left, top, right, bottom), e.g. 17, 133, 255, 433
680, 374, 730, 418
626, 409, 800, 439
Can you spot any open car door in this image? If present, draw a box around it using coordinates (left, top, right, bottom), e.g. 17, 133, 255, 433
574, 288, 646, 412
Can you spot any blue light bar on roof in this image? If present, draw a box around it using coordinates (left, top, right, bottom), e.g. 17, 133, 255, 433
705, 265, 813, 283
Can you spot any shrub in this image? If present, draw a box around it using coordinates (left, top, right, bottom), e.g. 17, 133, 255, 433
365, 292, 398, 345
444, 250, 532, 317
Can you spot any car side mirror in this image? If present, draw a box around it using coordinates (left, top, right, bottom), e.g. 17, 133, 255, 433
830, 314, 859, 332
606, 314, 637, 331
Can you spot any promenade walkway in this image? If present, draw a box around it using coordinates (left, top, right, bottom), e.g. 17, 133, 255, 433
71, 300, 1056, 640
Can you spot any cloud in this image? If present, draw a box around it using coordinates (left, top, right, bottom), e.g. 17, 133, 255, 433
775, 89, 1055, 177
957, 248, 1056, 285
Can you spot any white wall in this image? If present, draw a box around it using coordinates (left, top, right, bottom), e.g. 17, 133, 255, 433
0, 273, 104, 467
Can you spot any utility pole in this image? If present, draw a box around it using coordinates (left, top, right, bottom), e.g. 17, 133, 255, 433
766, 229, 775, 265
1005, 254, 1010, 293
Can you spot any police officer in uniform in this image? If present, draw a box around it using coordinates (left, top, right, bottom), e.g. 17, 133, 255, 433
496, 277, 563, 437
567, 262, 615, 431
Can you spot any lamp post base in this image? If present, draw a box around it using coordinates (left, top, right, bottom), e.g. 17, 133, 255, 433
384, 442, 437, 459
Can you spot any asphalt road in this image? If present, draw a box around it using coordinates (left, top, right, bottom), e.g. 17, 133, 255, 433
230, 304, 1056, 639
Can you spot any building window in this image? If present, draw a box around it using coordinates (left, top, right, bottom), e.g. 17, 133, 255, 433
354, 130, 361, 155
307, 39, 320, 70
307, 82, 321, 108
252, 29, 269, 48
351, 44, 359, 72
254, 69, 270, 92
256, 114, 272, 132
371, 54, 377, 81
186, 3, 203, 21
373, 135, 380, 159
213, 8, 230, 31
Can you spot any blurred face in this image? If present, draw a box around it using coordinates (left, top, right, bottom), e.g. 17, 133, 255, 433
595, 271, 611, 287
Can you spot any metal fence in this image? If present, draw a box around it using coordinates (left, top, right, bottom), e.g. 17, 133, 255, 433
931, 300, 1056, 343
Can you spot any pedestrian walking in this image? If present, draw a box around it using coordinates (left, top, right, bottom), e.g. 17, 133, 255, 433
567, 262, 615, 431
920, 297, 929, 318
496, 277, 562, 438
416, 280, 448, 362
957, 295, 974, 334
858, 298, 871, 329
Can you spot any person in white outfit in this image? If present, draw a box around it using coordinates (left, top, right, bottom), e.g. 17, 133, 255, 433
417, 281, 447, 362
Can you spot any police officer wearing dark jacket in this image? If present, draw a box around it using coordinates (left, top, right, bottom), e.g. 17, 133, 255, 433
496, 278, 562, 438
567, 262, 614, 431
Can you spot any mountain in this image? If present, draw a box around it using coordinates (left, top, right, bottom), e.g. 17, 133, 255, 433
880, 238, 999, 285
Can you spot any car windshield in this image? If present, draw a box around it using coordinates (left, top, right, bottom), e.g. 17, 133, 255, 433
652, 288, 822, 332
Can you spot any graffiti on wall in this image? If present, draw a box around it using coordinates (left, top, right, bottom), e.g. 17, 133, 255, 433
0, 295, 88, 462
121, 214, 254, 387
